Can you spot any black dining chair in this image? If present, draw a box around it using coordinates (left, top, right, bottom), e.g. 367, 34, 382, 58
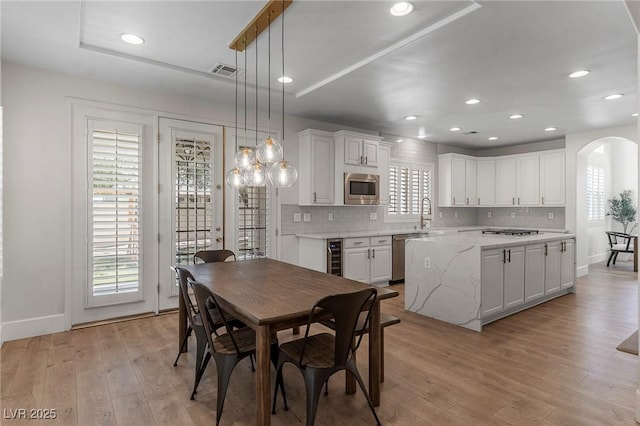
606, 231, 634, 266
190, 279, 285, 426
194, 249, 236, 263
272, 288, 381, 426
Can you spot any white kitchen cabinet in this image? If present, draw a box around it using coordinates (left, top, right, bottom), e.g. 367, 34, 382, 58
525, 244, 545, 302
297, 129, 335, 205
476, 159, 495, 206
438, 153, 476, 206
343, 236, 391, 284
378, 144, 390, 205
515, 154, 540, 206
540, 151, 565, 206
560, 239, 575, 289
482, 246, 524, 316
344, 135, 378, 167
495, 157, 516, 206
504, 246, 525, 309
544, 241, 562, 294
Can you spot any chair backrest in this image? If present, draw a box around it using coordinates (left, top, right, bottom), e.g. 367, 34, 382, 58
301, 288, 377, 367
190, 279, 242, 355
173, 266, 199, 326
606, 231, 632, 250
194, 249, 236, 264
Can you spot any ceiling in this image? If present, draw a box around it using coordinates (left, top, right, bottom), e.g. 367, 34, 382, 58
1, 1, 637, 148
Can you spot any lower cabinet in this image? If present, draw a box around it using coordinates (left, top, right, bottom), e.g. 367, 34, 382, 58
525, 244, 545, 301
544, 239, 575, 294
344, 236, 391, 284
481, 246, 524, 317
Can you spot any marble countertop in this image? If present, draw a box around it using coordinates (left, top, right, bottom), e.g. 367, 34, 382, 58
409, 230, 576, 249
295, 226, 568, 240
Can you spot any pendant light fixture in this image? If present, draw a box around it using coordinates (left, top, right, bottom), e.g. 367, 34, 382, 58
234, 47, 255, 171
244, 28, 267, 187
268, 0, 297, 188
226, 49, 247, 189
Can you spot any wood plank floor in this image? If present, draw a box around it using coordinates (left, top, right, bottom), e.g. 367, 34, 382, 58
1, 262, 638, 425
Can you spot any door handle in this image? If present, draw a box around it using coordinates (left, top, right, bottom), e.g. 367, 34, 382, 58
466, 198, 469, 205
503, 249, 506, 263
508, 249, 511, 263
544, 244, 548, 256
541, 196, 545, 205
478, 197, 480, 205
512, 197, 515, 205
216, 237, 223, 243
372, 248, 375, 258
517, 197, 520, 205
365, 156, 368, 165
313, 192, 317, 203
367, 249, 371, 259
453, 197, 456, 204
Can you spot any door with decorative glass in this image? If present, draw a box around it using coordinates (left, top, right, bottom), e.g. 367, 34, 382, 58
158, 118, 224, 311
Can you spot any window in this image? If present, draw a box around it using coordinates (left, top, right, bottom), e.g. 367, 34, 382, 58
237, 185, 269, 259
587, 163, 605, 221
90, 126, 141, 297
387, 162, 433, 220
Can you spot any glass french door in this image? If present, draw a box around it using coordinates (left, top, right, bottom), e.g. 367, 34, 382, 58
158, 118, 224, 311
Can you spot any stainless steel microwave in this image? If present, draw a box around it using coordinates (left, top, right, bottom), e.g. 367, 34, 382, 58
344, 173, 380, 205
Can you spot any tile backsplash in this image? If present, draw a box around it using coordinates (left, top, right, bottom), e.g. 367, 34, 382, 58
281, 204, 565, 235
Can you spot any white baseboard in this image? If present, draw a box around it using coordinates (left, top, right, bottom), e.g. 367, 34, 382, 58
2, 314, 66, 342
576, 264, 589, 278
588, 252, 608, 264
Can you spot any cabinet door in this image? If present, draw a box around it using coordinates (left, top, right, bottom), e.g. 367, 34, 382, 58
378, 145, 390, 205
560, 239, 575, 289
344, 137, 363, 165
495, 158, 516, 206
451, 156, 466, 206
362, 139, 379, 167
544, 242, 562, 294
311, 134, 335, 204
344, 248, 369, 283
504, 246, 525, 309
481, 249, 504, 317
465, 159, 477, 205
540, 152, 565, 206
369, 245, 391, 283
476, 160, 495, 206
525, 244, 545, 302
516, 155, 540, 206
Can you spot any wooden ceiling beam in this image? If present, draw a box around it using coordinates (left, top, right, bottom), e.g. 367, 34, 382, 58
228, 0, 293, 52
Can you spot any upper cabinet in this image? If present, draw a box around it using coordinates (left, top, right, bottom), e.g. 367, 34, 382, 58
539, 150, 565, 206
339, 132, 379, 168
297, 129, 335, 205
439, 150, 565, 207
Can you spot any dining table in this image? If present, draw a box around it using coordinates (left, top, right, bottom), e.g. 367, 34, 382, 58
180, 258, 399, 426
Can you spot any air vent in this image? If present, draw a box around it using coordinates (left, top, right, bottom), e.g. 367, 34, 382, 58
208, 63, 240, 78
461, 131, 478, 135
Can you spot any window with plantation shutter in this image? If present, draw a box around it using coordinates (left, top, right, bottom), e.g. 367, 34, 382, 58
90, 124, 142, 302
237, 185, 269, 259
587, 163, 605, 221
387, 161, 433, 221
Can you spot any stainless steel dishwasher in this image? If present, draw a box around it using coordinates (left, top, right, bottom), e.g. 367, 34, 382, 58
391, 233, 423, 283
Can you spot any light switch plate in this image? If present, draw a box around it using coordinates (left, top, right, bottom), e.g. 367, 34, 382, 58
454, 211, 458, 219
303, 213, 311, 222
328, 212, 334, 221
511, 212, 516, 218
293, 213, 301, 222
424, 257, 431, 268
369, 212, 377, 221
488, 211, 492, 218
439, 211, 443, 218
548, 212, 554, 220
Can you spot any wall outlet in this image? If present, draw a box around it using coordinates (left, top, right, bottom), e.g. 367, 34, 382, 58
548, 212, 554, 220
511, 212, 516, 218
328, 212, 334, 221
303, 213, 311, 222
454, 211, 458, 219
488, 211, 492, 218
439, 211, 443, 218
424, 257, 431, 268
293, 213, 301, 222
369, 212, 377, 221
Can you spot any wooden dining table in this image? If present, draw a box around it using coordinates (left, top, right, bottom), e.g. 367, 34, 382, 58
181, 258, 399, 426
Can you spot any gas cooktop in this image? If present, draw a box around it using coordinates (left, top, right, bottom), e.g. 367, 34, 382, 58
482, 229, 540, 236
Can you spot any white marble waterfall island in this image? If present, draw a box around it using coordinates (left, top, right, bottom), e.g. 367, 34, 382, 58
405, 231, 576, 331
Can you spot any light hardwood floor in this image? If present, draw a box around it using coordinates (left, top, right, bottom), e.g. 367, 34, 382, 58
1, 262, 638, 425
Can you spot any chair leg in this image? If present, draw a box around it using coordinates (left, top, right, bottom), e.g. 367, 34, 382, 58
613, 252, 619, 265
191, 351, 211, 400
249, 353, 255, 371
190, 328, 208, 396
346, 361, 382, 426
607, 252, 615, 267
272, 362, 289, 414
213, 354, 242, 426
303, 369, 331, 426
173, 325, 192, 366
381, 329, 385, 383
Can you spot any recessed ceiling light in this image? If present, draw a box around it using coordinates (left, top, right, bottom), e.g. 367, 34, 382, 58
278, 76, 294, 83
488, 136, 498, 141
545, 127, 557, 132
390, 2, 414, 16
396, 138, 404, 143
604, 93, 623, 100
569, 70, 590, 78
633, 113, 639, 117
121, 33, 144, 45
465, 99, 480, 105
509, 114, 523, 119
404, 115, 417, 120
418, 134, 427, 139
449, 127, 461, 132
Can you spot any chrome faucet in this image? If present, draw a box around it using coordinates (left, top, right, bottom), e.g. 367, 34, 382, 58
420, 197, 432, 229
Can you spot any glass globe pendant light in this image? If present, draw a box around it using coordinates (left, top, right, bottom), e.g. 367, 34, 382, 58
226, 49, 246, 189
234, 47, 255, 171
243, 31, 267, 188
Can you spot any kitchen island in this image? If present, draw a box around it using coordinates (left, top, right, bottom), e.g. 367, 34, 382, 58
405, 231, 575, 331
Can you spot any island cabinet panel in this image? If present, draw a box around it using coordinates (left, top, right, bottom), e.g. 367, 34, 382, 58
525, 244, 546, 302
544, 241, 563, 294
560, 239, 575, 289
503, 246, 525, 309
481, 249, 504, 316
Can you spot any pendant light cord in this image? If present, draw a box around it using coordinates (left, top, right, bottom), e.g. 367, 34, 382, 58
244, 46, 247, 146
267, 14, 271, 135
235, 49, 238, 152
281, 0, 286, 161
255, 25, 259, 148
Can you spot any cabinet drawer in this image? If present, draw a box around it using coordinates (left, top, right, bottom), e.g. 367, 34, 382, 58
344, 238, 369, 249
370, 236, 391, 246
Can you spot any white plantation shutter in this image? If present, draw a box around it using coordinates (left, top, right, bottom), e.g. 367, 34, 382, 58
90, 123, 143, 303
237, 185, 269, 259
388, 162, 433, 218
587, 164, 605, 221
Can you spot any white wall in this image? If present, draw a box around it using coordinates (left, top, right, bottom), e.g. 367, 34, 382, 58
585, 143, 611, 264
0, 62, 379, 339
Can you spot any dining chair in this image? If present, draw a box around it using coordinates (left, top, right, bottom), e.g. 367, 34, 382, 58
172, 266, 244, 397
194, 249, 236, 263
190, 279, 285, 425
272, 288, 381, 426
606, 231, 634, 267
